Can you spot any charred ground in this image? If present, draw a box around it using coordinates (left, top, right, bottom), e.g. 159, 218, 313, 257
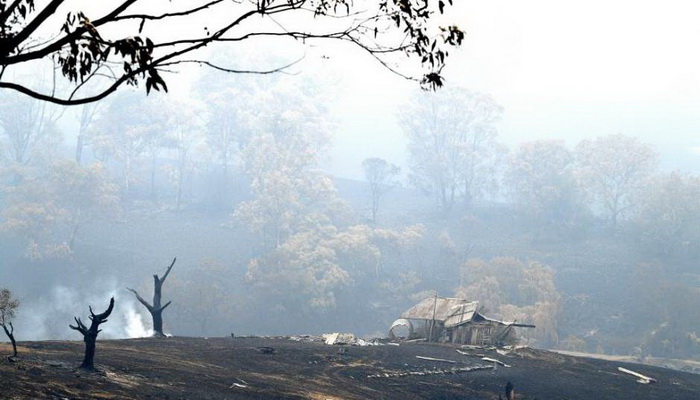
1, 336, 699, 399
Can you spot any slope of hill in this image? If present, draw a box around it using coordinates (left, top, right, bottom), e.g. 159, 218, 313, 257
1, 336, 699, 399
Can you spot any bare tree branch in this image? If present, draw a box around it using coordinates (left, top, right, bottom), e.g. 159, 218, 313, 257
0, 0, 463, 104
161, 56, 303, 75
159, 257, 176, 283
159, 300, 172, 313
112, 0, 226, 23
127, 288, 154, 312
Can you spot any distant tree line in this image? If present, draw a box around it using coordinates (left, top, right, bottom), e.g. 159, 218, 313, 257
1, 67, 700, 359
398, 88, 700, 259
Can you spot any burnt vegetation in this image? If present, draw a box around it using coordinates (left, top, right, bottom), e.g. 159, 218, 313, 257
68, 297, 115, 370
1, 2, 700, 399
127, 258, 176, 337
2, 337, 700, 399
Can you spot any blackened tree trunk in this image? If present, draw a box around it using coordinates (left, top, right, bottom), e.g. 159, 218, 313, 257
69, 297, 115, 370
128, 258, 176, 337
2, 322, 17, 358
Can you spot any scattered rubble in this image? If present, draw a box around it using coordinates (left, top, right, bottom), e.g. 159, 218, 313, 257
230, 382, 248, 389
415, 356, 457, 364
456, 349, 485, 357
367, 364, 494, 379
285, 333, 383, 346
482, 357, 511, 368
229, 378, 249, 389
320, 333, 383, 346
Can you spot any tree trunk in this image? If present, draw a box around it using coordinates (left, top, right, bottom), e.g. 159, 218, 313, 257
75, 133, 84, 164
371, 191, 379, 224
150, 153, 157, 200
125, 156, 131, 197
69, 297, 114, 371
2, 323, 17, 358
151, 310, 165, 337
81, 333, 97, 369
128, 258, 176, 337
176, 172, 183, 210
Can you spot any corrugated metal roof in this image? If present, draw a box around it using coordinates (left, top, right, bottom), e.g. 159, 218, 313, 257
400, 296, 479, 326
444, 301, 479, 328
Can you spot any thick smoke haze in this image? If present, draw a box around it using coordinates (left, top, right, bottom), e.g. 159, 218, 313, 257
2, 0, 700, 370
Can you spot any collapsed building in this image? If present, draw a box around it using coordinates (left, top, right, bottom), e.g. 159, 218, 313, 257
389, 296, 535, 346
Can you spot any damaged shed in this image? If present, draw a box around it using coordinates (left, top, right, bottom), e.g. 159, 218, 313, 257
389, 296, 535, 346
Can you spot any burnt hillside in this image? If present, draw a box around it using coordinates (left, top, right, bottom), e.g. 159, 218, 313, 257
1, 337, 699, 399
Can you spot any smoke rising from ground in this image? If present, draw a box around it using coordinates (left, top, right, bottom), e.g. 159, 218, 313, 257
15, 283, 152, 341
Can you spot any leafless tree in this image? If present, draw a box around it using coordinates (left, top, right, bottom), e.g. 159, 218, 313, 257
128, 257, 176, 337
69, 297, 115, 370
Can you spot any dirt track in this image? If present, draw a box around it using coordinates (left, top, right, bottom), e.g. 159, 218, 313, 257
0, 337, 699, 399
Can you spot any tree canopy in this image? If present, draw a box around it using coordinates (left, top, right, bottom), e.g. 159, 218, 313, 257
0, 0, 464, 105
400, 87, 504, 213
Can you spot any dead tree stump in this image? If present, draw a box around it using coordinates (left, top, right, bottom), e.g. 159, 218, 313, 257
69, 297, 115, 370
128, 257, 176, 337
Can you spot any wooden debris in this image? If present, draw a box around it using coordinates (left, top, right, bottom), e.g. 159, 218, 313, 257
416, 356, 457, 363
230, 378, 248, 388
482, 357, 511, 368
324, 333, 340, 345
230, 383, 248, 389
618, 367, 656, 384
456, 349, 485, 358
367, 364, 493, 379
460, 345, 485, 350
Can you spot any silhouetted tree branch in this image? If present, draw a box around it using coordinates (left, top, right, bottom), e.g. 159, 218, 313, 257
0, 0, 463, 105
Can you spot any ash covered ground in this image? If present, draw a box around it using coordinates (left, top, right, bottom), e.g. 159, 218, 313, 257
1, 336, 699, 399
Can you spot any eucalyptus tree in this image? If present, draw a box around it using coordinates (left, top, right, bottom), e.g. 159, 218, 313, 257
506, 140, 582, 228
1, 160, 119, 260
0, 0, 463, 105
574, 134, 658, 228
635, 172, 700, 256
362, 157, 400, 223
90, 91, 169, 196
160, 98, 207, 209
0, 90, 62, 175
399, 88, 504, 214
232, 73, 337, 249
